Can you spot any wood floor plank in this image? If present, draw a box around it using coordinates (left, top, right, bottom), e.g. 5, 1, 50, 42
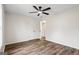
4, 39, 79, 55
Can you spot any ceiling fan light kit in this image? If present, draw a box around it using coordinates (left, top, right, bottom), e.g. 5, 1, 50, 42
29, 5, 51, 16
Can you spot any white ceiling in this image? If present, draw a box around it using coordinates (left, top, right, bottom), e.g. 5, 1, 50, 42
3, 4, 79, 18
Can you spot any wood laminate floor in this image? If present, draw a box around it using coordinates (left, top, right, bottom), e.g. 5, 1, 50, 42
5, 39, 79, 55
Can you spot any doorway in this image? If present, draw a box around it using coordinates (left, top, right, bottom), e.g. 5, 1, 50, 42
40, 20, 46, 40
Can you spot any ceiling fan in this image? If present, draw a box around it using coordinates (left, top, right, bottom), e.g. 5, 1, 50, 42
29, 6, 51, 16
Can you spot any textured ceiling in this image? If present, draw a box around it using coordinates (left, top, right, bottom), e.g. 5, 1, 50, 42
3, 4, 79, 18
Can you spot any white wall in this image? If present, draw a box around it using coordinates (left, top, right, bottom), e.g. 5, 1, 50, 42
44, 6, 79, 49
5, 13, 40, 44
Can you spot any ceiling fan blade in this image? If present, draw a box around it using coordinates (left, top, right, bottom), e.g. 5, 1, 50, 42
42, 12, 49, 15
37, 13, 40, 16
42, 7, 51, 11
29, 11, 37, 13
33, 6, 38, 10
39, 6, 42, 11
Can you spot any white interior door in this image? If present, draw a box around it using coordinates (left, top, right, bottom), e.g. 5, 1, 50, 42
0, 4, 2, 52
40, 20, 46, 39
